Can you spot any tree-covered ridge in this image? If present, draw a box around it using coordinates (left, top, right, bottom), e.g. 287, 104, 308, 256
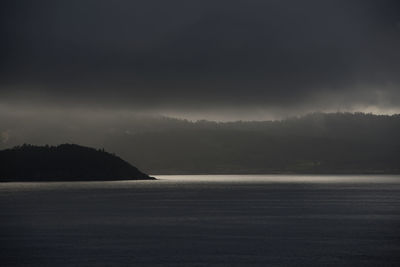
104, 113, 400, 174
0, 144, 154, 181
0, 113, 399, 174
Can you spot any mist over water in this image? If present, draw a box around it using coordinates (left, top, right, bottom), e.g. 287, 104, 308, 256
1, 1, 400, 265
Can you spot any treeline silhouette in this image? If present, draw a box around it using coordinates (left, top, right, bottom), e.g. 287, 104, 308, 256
0, 144, 153, 181
1, 113, 399, 174
103, 113, 400, 174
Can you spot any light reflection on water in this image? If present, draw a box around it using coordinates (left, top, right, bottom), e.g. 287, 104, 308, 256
1, 174, 400, 266
0, 174, 399, 192
156, 174, 400, 183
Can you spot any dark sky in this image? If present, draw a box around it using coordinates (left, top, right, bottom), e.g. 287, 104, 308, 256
1, 0, 400, 120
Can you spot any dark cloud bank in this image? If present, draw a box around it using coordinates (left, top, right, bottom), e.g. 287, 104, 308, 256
1, 0, 400, 120
1, 0, 400, 174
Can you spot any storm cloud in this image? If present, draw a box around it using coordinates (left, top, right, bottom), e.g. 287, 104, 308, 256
1, 0, 400, 119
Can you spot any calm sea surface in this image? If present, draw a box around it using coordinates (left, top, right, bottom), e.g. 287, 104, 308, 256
1, 175, 400, 266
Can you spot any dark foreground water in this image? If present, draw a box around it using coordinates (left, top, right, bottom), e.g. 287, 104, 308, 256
1, 175, 400, 266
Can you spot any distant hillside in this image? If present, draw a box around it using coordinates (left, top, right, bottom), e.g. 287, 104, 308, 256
1, 113, 400, 174
0, 144, 154, 181
101, 113, 400, 174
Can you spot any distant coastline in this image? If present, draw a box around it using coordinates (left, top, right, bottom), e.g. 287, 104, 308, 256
149, 170, 400, 175
1, 113, 399, 176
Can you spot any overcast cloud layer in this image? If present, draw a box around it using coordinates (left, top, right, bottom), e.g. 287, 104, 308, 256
1, 0, 400, 120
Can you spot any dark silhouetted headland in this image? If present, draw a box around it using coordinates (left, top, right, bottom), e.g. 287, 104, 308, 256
0, 144, 154, 181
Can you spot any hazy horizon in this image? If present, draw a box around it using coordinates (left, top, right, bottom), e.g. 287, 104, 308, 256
2, 1, 400, 265
1, 0, 400, 123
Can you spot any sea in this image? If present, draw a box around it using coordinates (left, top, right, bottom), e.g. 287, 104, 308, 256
1, 175, 400, 266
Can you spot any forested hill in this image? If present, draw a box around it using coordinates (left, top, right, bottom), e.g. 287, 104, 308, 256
1, 113, 400, 174
103, 113, 400, 174
0, 144, 154, 181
